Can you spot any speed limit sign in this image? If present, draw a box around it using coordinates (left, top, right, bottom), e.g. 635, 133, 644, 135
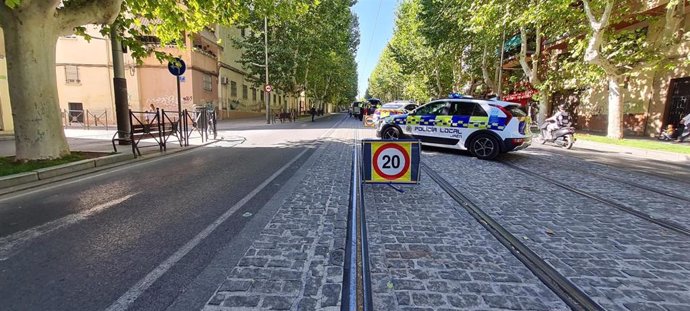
362, 139, 420, 184
264, 84, 273, 92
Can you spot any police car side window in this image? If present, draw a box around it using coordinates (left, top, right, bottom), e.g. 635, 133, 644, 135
453, 102, 475, 116
415, 102, 445, 115
432, 102, 450, 115
472, 104, 488, 117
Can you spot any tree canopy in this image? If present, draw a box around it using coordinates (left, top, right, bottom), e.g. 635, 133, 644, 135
369, 0, 690, 138
232, 0, 359, 109
0, 0, 319, 160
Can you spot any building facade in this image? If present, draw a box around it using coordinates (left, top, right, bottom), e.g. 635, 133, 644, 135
501, 0, 690, 137
0, 23, 317, 131
0, 30, 14, 132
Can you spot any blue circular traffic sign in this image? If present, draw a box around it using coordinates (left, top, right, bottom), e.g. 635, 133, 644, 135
168, 58, 186, 76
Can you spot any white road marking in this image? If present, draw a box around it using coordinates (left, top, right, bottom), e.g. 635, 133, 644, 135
106, 116, 346, 311
0, 194, 138, 260
105, 147, 309, 311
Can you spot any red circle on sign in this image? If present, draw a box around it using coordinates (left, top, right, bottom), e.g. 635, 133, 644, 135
372, 143, 411, 180
265, 85, 273, 92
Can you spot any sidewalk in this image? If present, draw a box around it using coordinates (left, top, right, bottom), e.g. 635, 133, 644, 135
572, 137, 690, 163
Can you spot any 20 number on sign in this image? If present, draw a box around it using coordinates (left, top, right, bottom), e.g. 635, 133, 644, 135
362, 139, 420, 184
373, 143, 410, 180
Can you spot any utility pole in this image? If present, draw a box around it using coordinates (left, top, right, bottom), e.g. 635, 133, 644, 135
110, 25, 130, 144
264, 16, 270, 124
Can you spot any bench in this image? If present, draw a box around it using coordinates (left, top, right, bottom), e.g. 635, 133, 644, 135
111, 109, 181, 157
275, 112, 294, 123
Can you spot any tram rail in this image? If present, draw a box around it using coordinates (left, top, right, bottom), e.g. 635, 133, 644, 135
502, 162, 690, 237
506, 156, 690, 203
422, 162, 604, 311
341, 120, 373, 311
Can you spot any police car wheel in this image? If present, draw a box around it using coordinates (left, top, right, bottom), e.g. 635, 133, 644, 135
470, 134, 500, 160
382, 127, 401, 140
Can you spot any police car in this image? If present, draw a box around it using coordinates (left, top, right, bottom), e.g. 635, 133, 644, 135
376, 95, 531, 160
372, 102, 418, 126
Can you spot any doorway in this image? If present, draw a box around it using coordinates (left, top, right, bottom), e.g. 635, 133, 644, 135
665, 77, 690, 129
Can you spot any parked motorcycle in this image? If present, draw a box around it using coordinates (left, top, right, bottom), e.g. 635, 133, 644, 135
539, 120, 575, 149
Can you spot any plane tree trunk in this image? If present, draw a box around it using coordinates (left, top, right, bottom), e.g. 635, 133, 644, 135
0, 0, 122, 160
3, 13, 69, 160
582, 0, 623, 138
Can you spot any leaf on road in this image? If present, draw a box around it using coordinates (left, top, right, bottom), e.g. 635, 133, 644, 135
387, 281, 394, 290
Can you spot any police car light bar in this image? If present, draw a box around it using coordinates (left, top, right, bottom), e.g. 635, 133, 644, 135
448, 93, 473, 99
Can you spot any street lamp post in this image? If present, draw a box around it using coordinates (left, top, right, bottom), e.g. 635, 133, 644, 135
264, 16, 270, 124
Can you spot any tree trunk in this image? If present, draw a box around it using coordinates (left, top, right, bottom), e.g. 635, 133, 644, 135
481, 44, 496, 92
5, 17, 70, 160
607, 76, 624, 139
434, 67, 442, 97
538, 92, 549, 126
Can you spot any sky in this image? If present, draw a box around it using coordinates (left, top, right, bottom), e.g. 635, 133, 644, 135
352, 0, 400, 99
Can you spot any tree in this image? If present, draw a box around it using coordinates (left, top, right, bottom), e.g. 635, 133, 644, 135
581, 0, 687, 138
0, 0, 123, 160
0, 0, 313, 160
233, 0, 358, 110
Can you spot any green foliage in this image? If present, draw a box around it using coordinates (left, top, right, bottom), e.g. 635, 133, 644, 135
576, 133, 690, 155
4, 0, 19, 9
369, 0, 453, 102
0, 153, 89, 176
232, 0, 358, 105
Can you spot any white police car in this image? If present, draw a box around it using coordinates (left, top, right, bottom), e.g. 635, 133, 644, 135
376, 95, 531, 160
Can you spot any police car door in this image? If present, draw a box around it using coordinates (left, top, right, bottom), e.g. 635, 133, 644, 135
408, 101, 449, 143
450, 101, 477, 147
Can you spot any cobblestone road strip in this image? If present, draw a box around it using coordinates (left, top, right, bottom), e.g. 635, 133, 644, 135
514, 150, 690, 200
425, 152, 690, 311
364, 172, 569, 310
505, 152, 690, 230
203, 123, 354, 311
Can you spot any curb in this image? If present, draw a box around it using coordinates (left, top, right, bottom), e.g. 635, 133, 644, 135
0, 153, 134, 190
0, 139, 220, 193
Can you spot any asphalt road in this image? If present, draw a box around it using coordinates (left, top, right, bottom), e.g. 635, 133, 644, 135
0, 115, 343, 311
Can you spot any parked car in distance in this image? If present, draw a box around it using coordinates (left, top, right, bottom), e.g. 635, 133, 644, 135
350, 101, 364, 120
372, 102, 418, 126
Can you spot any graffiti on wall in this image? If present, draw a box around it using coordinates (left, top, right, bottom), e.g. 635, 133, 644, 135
145, 95, 195, 112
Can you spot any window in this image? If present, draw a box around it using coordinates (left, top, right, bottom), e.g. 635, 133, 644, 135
231, 81, 237, 97
252, 88, 257, 101
203, 74, 212, 91
278, 96, 282, 105
241, 28, 246, 37
453, 102, 475, 116
242, 85, 248, 99
472, 104, 488, 117
65, 65, 80, 84
68, 103, 84, 123
414, 101, 447, 115
273, 94, 276, 103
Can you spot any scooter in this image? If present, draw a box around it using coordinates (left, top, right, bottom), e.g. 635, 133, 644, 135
539, 120, 576, 149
